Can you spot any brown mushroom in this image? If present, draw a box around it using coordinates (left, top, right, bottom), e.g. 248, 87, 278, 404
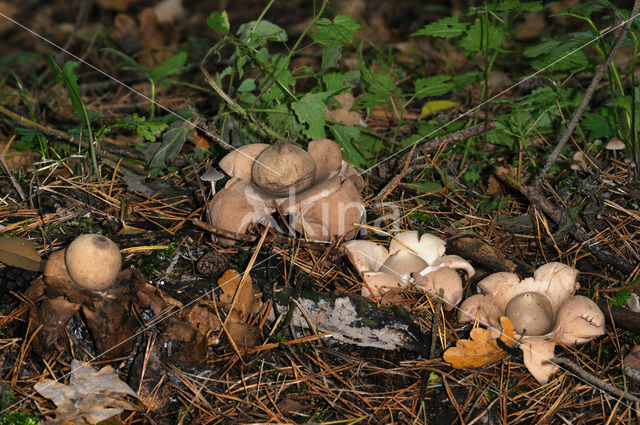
208, 180, 275, 246
307, 139, 343, 182
251, 142, 316, 196
65, 233, 122, 291
219, 143, 270, 181
504, 291, 554, 336
291, 179, 363, 241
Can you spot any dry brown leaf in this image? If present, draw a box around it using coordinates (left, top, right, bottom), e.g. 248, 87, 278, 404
325, 92, 363, 126
0, 1, 18, 35
514, 12, 545, 41
192, 132, 211, 150
443, 316, 517, 369
34, 360, 141, 425
225, 310, 259, 350
0, 237, 44, 271
218, 269, 256, 318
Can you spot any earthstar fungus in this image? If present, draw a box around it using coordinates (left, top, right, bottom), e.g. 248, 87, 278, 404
344, 231, 474, 309
210, 139, 365, 243
458, 262, 605, 384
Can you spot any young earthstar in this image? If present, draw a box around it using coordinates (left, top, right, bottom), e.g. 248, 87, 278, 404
344, 231, 475, 309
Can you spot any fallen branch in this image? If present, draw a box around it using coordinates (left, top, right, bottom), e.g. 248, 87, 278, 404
597, 300, 640, 333
391, 121, 496, 173
552, 357, 640, 404
265, 286, 428, 352
0, 105, 145, 169
494, 167, 636, 275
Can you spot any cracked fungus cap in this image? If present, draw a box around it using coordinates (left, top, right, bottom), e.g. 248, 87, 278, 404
65, 234, 122, 291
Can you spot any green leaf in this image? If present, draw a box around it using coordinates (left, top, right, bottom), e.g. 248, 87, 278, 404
237, 20, 287, 47
414, 76, 454, 99
49, 60, 82, 117
321, 45, 342, 71
459, 18, 506, 53
494, 0, 543, 12
582, 115, 614, 139
207, 11, 230, 35
146, 122, 190, 169
237, 78, 256, 92
102, 48, 147, 76
312, 15, 360, 46
0, 237, 44, 272
452, 71, 479, 87
330, 125, 367, 168
357, 67, 396, 107
291, 93, 328, 139
266, 104, 302, 136
149, 51, 187, 81
412, 16, 467, 38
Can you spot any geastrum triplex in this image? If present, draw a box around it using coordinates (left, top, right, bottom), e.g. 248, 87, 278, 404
344, 231, 475, 309
209, 139, 366, 244
458, 262, 605, 383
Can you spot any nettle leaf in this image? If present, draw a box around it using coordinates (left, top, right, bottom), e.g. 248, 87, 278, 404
330, 125, 367, 168
494, 0, 543, 12
412, 16, 468, 38
321, 45, 342, 71
237, 20, 287, 47
530, 41, 589, 71
582, 115, 614, 139
358, 67, 396, 107
291, 93, 328, 139
149, 51, 187, 81
237, 78, 256, 92
266, 104, 302, 136
459, 18, 506, 53
452, 71, 479, 87
146, 121, 190, 169
414, 76, 454, 99
312, 15, 360, 46
207, 10, 230, 35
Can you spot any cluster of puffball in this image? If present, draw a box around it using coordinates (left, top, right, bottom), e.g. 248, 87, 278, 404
344, 231, 475, 309
458, 262, 605, 384
208, 139, 365, 245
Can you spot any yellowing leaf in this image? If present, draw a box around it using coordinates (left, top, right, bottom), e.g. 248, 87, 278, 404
0, 237, 44, 271
443, 317, 517, 369
218, 269, 256, 318
421, 100, 459, 116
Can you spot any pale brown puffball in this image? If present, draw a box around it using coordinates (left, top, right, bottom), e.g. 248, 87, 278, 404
65, 234, 122, 291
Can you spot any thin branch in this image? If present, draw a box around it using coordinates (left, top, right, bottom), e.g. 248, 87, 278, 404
537, 4, 640, 185
552, 357, 640, 404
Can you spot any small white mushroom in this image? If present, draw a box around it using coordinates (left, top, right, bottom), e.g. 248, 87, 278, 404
200, 167, 225, 196
388, 231, 446, 265
412, 267, 463, 310
379, 250, 428, 282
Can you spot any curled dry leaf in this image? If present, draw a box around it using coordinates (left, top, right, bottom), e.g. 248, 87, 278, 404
443, 317, 517, 369
34, 360, 141, 425
224, 310, 259, 351
218, 269, 257, 318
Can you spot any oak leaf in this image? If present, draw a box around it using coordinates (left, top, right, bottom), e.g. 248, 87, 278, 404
218, 269, 256, 318
443, 316, 517, 369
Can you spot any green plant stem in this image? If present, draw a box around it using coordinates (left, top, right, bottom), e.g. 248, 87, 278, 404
150, 80, 156, 118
